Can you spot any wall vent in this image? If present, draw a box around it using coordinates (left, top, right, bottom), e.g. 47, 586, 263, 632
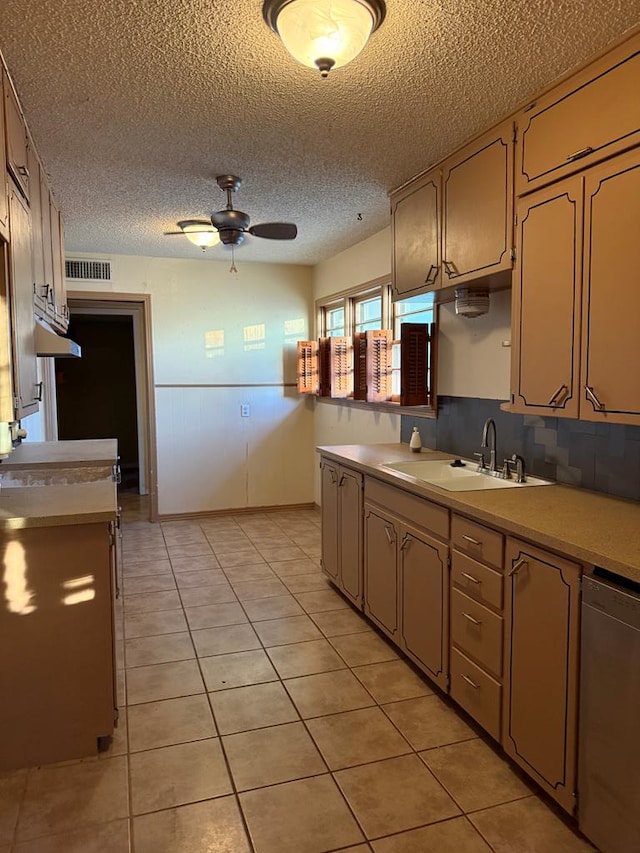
65, 259, 112, 282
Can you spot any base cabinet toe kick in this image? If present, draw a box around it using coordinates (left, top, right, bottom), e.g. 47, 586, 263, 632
317, 451, 634, 841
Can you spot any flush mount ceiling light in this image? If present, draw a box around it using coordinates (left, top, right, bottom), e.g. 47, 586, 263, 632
262, 0, 386, 77
177, 219, 220, 251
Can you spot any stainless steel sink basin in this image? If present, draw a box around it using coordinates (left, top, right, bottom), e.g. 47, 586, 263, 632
380, 458, 554, 491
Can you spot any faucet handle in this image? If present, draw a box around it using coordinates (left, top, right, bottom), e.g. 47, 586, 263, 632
473, 452, 486, 471
511, 453, 526, 483
501, 459, 512, 480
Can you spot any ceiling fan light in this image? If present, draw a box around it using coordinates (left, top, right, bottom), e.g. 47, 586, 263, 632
263, 0, 385, 77
177, 220, 220, 250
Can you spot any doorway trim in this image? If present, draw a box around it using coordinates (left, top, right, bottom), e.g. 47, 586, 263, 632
65, 290, 159, 521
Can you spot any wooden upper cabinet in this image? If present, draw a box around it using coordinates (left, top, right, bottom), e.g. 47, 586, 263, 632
391, 168, 441, 299
7, 183, 39, 419
510, 175, 583, 418
503, 537, 581, 814
442, 121, 514, 286
27, 141, 45, 303
516, 34, 640, 195
580, 147, 640, 424
0, 72, 8, 240
50, 199, 68, 329
3, 70, 29, 200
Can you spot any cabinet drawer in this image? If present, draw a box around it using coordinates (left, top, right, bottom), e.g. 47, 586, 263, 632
451, 588, 503, 678
451, 515, 504, 569
516, 37, 640, 194
365, 476, 449, 540
450, 647, 501, 742
452, 550, 503, 611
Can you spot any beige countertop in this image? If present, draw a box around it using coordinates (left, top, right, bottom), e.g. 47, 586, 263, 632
0, 481, 118, 530
317, 443, 640, 584
0, 439, 118, 470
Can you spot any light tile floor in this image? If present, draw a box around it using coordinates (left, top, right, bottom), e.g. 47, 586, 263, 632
0, 498, 598, 853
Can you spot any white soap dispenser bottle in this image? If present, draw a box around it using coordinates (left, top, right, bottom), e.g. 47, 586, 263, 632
409, 426, 422, 453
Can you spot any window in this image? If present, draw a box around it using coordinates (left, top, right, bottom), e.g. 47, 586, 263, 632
309, 280, 436, 410
318, 282, 434, 340
323, 304, 345, 337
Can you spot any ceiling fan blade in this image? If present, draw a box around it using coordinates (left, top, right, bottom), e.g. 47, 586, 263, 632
248, 222, 297, 240
164, 230, 218, 236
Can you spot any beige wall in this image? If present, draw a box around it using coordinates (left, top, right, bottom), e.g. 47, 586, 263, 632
437, 288, 512, 400
68, 253, 316, 515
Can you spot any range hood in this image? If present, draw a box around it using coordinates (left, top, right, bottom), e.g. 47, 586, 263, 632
34, 319, 81, 358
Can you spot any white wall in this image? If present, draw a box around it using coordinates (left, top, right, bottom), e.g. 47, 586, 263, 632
68, 253, 316, 516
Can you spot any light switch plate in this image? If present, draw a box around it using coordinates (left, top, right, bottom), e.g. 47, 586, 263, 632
240, 403, 250, 417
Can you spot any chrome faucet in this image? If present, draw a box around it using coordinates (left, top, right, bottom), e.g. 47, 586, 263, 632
481, 418, 497, 472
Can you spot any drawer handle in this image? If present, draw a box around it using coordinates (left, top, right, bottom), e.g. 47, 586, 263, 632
462, 534, 482, 547
328, 468, 337, 484
508, 557, 528, 577
443, 259, 458, 277
17, 164, 30, 178
384, 525, 395, 546
585, 385, 605, 411
548, 383, 568, 406
400, 534, 411, 552
424, 263, 439, 285
461, 571, 481, 584
462, 611, 482, 626
338, 474, 346, 487
461, 673, 480, 689
566, 146, 593, 162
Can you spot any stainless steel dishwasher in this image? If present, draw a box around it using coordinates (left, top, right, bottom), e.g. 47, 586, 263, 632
579, 569, 640, 853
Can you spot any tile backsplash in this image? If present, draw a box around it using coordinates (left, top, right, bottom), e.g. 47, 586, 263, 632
401, 397, 640, 502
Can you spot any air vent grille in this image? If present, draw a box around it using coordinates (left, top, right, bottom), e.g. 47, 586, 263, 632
65, 259, 112, 281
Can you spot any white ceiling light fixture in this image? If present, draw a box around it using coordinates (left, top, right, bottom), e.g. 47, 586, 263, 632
262, 0, 386, 78
177, 219, 220, 251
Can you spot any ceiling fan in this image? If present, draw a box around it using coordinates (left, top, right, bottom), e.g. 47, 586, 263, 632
165, 175, 298, 250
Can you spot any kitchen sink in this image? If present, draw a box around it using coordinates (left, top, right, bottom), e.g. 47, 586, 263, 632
380, 458, 554, 491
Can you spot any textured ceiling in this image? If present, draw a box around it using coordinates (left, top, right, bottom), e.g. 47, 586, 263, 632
0, 0, 639, 265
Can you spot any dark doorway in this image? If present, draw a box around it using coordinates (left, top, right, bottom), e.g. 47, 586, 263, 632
55, 314, 140, 490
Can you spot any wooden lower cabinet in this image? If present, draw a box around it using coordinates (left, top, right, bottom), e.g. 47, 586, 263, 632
320, 457, 363, 608
398, 523, 448, 691
503, 536, 582, 814
0, 521, 118, 770
363, 504, 398, 638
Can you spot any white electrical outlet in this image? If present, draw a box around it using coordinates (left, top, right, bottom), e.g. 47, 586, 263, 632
240, 403, 251, 417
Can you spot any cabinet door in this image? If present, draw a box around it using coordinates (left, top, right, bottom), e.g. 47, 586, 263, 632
27, 142, 46, 305
510, 176, 582, 417
40, 170, 55, 301
338, 467, 363, 608
320, 459, 340, 582
0, 73, 8, 239
391, 169, 441, 299
50, 200, 68, 330
516, 36, 640, 194
3, 71, 29, 199
8, 183, 39, 418
442, 121, 514, 285
398, 524, 448, 690
364, 505, 398, 639
503, 537, 581, 814
580, 148, 640, 424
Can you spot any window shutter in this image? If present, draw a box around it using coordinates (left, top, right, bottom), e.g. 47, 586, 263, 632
319, 336, 353, 398
400, 323, 430, 406
366, 330, 393, 402
353, 333, 368, 400
296, 340, 319, 395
